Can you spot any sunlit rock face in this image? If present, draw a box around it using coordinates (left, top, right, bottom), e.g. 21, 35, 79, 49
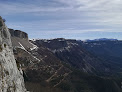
0, 16, 26, 92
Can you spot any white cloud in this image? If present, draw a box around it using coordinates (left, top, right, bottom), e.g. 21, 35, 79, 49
1, 0, 122, 39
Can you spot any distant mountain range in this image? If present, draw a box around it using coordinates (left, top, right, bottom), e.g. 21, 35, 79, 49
82, 39, 122, 76
84, 38, 118, 42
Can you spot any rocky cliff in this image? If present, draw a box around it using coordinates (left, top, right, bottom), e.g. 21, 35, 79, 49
9, 29, 33, 50
9, 29, 28, 39
0, 16, 26, 92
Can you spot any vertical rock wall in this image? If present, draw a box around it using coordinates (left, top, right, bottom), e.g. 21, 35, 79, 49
0, 16, 26, 92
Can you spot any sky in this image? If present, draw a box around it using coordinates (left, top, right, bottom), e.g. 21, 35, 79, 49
0, 0, 122, 40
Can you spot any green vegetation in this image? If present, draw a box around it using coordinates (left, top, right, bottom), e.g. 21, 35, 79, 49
3, 19, 6, 22
13, 81, 16, 92
66, 70, 122, 92
58, 81, 71, 91
16, 60, 21, 69
3, 30, 7, 38
0, 21, 3, 27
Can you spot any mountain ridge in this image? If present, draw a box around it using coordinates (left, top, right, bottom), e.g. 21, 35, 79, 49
8, 29, 122, 92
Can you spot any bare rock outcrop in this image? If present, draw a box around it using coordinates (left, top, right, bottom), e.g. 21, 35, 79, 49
0, 16, 26, 92
9, 29, 28, 39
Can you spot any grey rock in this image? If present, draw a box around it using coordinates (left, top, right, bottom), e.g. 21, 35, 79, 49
9, 29, 28, 39
0, 16, 26, 92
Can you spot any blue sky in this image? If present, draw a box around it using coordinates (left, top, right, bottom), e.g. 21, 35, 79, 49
1, 0, 122, 40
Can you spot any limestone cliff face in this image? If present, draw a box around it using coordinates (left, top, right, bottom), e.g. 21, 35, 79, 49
9, 29, 28, 39
0, 16, 26, 92
9, 29, 33, 50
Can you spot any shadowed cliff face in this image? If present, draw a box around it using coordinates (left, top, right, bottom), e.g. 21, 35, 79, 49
9, 29, 28, 39
0, 16, 26, 92
9, 29, 33, 50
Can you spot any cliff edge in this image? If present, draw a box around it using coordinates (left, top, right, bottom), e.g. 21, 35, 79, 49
0, 16, 26, 92
9, 29, 28, 39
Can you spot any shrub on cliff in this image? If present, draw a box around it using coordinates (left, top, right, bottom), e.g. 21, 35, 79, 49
3, 19, 6, 22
